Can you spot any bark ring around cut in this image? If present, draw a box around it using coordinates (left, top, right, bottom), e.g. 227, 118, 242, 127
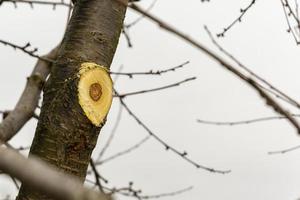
78, 62, 113, 127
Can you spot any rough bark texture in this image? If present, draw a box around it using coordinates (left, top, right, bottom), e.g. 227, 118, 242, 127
17, 0, 127, 199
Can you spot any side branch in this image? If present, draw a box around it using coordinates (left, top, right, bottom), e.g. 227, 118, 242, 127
0, 46, 58, 142
0, 147, 110, 200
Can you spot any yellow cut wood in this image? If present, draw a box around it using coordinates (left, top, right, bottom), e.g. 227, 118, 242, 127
78, 62, 113, 126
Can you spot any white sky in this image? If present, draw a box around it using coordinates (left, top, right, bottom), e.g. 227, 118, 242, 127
1, 0, 300, 200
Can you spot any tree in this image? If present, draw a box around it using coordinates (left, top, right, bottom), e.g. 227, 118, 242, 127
1, 0, 300, 200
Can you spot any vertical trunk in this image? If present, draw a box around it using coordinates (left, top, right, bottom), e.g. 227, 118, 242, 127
17, 0, 127, 199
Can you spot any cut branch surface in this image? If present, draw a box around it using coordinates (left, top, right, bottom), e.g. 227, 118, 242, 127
78, 62, 113, 127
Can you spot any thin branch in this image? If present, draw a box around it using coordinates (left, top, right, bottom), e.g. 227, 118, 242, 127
65, 1, 73, 30
97, 102, 123, 161
112, 64, 125, 83
110, 61, 189, 78
268, 143, 300, 154
122, 28, 133, 47
89, 159, 104, 192
197, 114, 300, 126
217, 0, 257, 37
124, 0, 157, 29
96, 135, 150, 165
205, 26, 300, 109
0, 39, 53, 62
283, 0, 300, 28
295, 0, 299, 20
0, 0, 72, 9
115, 89, 231, 174
0, 147, 110, 200
119, 1, 300, 135
138, 186, 193, 199
115, 77, 196, 98
281, 0, 300, 43
9, 175, 20, 190
103, 181, 192, 200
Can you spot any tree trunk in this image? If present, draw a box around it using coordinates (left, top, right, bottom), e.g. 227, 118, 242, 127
17, 0, 127, 199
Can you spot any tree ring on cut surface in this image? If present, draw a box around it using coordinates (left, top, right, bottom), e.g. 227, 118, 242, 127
78, 62, 113, 127
89, 83, 102, 101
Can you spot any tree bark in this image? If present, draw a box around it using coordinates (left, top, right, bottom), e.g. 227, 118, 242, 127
17, 0, 127, 199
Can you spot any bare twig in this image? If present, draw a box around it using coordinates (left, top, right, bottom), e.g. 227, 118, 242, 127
112, 64, 125, 83
65, 1, 73, 30
205, 26, 300, 109
0, 147, 110, 200
295, 0, 299, 20
9, 175, 20, 190
0, 0, 72, 9
138, 186, 193, 199
122, 28, 133, 47
103, 181, 192, 200
281, 0, 300, 44
97, 103, 123, 161
96, 135, 150, 165
217, 0, 257, 37
124, 0, 157, 29
268, 143, 300, 154
115, 89, 231, 174
0, 39, 53, 62
90, 159, 104, 192
115, 77, 196, 98
197, 114, 300, 126
110, 61, 189, 78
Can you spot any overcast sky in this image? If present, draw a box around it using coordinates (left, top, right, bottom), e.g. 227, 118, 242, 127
1, 0, 300, 200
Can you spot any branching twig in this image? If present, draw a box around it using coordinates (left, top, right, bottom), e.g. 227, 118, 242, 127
89, 159, 104, 192
138, 186, 193, 199
217, 0, 257, 37
104, 181, 192, 200
115, 89, 231, 174
281, 0, 300, 44
197, 114, 300, 126
122, 28, 133, 47
268, 144, 300, 154
0, 0, 72, 9
110, 61, 189, 78
96, 135, 150, 165
0, 39, 53, 62
205, 26, 300, 109
9, 175, 20, 190
124, 0, 157, 29
115, 77, 196, 98
97, 103, 123, 161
